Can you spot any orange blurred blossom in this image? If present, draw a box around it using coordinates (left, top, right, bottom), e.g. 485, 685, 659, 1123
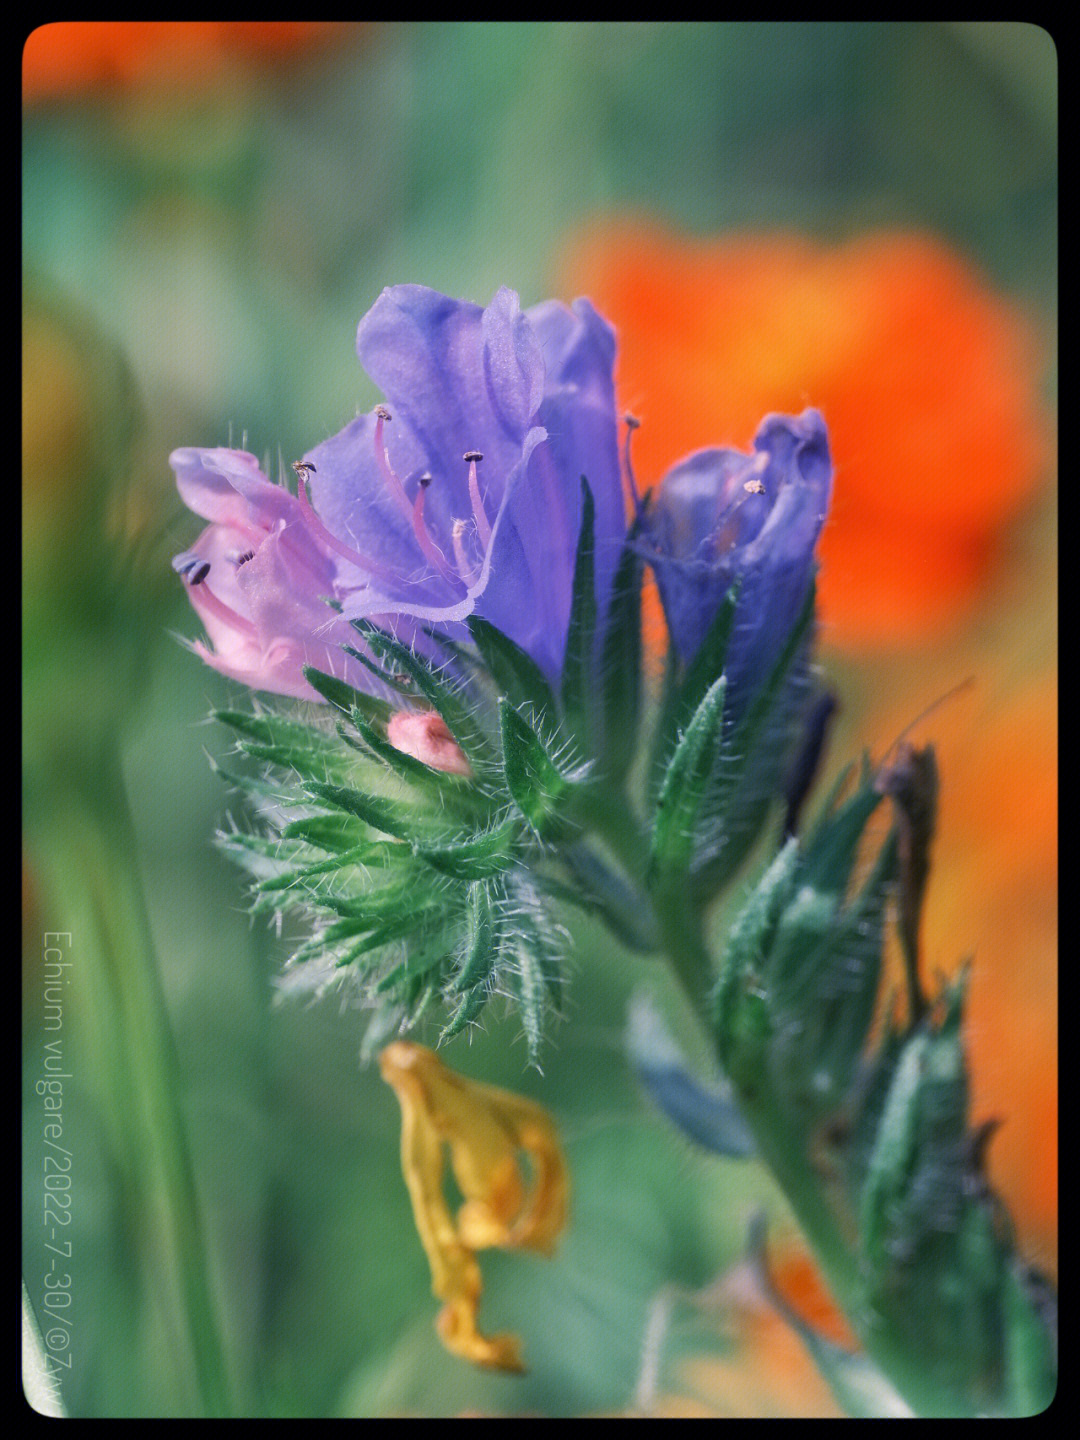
560, 221, 1051, 650
23, 22, 351, 100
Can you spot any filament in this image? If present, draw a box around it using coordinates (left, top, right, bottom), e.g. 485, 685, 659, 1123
465, 451, 492, 549
293, 462, 399, 586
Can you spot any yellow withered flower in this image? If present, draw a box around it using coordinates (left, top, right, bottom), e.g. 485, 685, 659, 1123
379, 1041, 569, 1372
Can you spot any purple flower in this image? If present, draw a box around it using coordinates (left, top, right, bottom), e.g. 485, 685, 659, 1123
641, 409, 832, 717
171, 285, 625, 699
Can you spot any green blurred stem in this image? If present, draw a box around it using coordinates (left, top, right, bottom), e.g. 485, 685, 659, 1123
29, 760, 234, 1417
584, 785, 714, 1021
651, 885, 713, 1026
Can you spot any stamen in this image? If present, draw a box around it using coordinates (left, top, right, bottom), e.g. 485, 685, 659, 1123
190, 571, 259, 640
464, 451, 492, 549
173, 551, 211, 585
373, 406, 415, 523
711, 454, 769, 540
451, 518, 479, 586
292, 460, 400, 586
412, 476, 464, 589
622, 413, 643, 517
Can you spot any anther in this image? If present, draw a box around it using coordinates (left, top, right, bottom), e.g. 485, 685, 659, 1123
743, 478, 766, 496
376, 404, 392, 422
173, 552, 211, 586
173, 552, 258, 638
464, 451, 491, 549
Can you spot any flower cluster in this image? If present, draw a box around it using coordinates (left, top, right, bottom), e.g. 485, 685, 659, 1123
172, 284, 828, 726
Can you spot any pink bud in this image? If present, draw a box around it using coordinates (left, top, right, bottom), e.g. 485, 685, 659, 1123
387, 710, 473, 778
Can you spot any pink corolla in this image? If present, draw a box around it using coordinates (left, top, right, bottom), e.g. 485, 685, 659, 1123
171, 285, 626, 701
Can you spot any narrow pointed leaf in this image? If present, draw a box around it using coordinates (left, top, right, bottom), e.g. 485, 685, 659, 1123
302, 664, 393, 723
413, 819, 519, 880
651, 581, 741, 788
466, 615, 557, 717
451, 882, 500, 993
560, 477, 597, 749
600, 533, 644, 784
651, 675, 727, 876
303, 778, 425, 843
499, 697, 577, 835
439, 983, 490, 1043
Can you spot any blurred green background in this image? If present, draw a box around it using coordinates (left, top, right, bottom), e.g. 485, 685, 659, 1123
23, 23, 1056, 1417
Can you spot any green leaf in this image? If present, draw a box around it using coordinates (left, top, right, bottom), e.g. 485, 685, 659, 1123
215, 830, 317, 881
599, 533, 644, 785
214, 708, 340, 754
286, 872, 435, 925
858, 1029, 929, 1271
374, 943, 454, 995
560, 477, 598, 750
439, 984, 490, 1043
412, 820, 519, 880
465, 615, 557, 717
450, 882, 500, 994
506, 943, 547, 1064
1002, 1264, 1057, 1416
439, 883, 502, 1041
651, 581, 741, 789
801, 770, 886, 901
692, 581, 818, 893
302, 778, 427, 843
499, 697, 579, 836
280, 813, 369, 852
651, 675, 727, 877
255, 839, 405, 891
714, 837, 799, 1072
302, 665, 393, 723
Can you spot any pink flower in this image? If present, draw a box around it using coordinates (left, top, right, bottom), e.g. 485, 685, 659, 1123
170, 447, 377, 700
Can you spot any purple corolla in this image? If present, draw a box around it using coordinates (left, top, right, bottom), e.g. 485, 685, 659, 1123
171, 285, 625, 701
640, 409, 832, 720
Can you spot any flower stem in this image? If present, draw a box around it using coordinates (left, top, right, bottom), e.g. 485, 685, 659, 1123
27, 761, 235, 1416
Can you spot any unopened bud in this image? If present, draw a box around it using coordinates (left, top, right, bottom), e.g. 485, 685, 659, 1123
387, 710, 473, 777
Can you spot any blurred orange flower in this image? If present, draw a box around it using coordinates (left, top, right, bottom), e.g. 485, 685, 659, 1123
560, 221, 1051, 650
23, 22, 350, 100
641, 1243, 857, 1417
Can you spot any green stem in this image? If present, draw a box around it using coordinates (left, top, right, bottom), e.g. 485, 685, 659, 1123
583, 783, 715, 1024
27, 761, 234, 1417
651, 884, 713, 1029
